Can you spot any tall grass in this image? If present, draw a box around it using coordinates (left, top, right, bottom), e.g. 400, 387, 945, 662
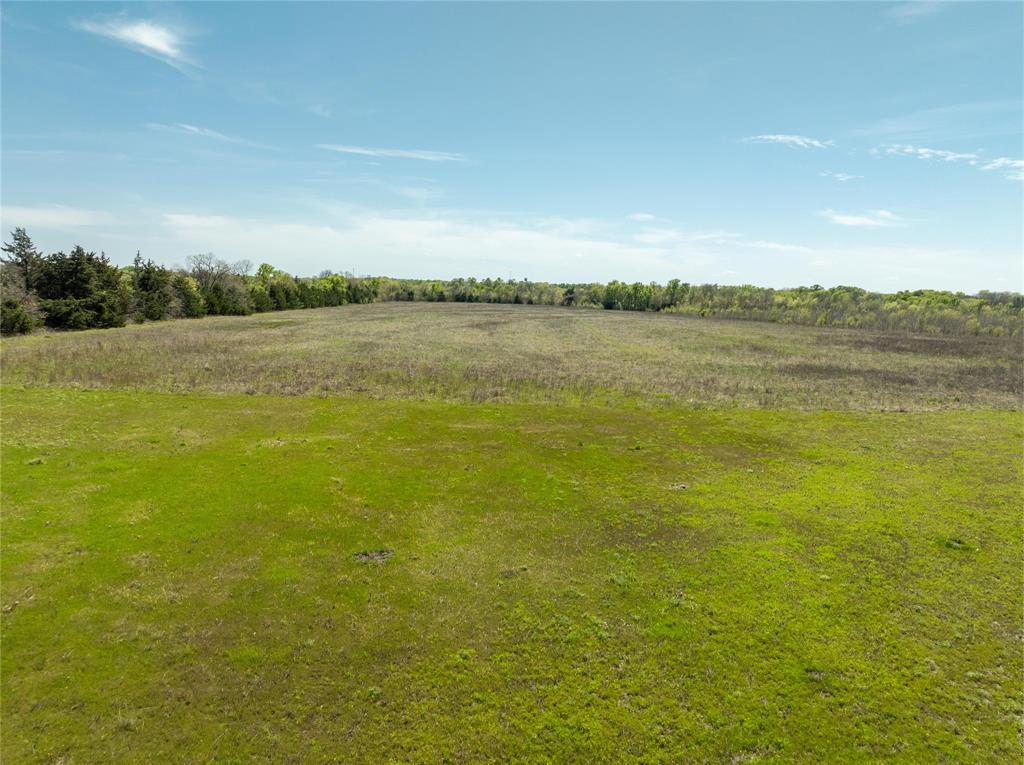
2, 302, 1020, 410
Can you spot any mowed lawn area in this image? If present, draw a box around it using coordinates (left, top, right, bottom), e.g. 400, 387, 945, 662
2, 304, 1021, 763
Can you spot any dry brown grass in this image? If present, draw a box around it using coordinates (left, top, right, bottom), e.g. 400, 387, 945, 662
2, 302, 1020, 410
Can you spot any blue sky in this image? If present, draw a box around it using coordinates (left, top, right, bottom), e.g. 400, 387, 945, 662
1, 1, 1021, 291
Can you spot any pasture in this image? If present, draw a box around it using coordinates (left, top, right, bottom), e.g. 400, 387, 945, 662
2, 303, 1021, 763
2, 302, 1020, 409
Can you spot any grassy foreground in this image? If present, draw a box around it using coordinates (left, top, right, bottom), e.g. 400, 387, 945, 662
2, 382, 1021, 763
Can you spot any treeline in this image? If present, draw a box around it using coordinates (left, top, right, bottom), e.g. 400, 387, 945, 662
2, 228, 1021, 337
378, 277, 1023, 336
0, 229, 380, 334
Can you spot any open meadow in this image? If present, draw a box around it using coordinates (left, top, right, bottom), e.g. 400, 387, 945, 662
2, 302, 1021, 410
2, 303, 1022, 763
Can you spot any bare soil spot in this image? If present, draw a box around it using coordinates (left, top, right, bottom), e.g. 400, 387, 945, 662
355, 549, 394, 562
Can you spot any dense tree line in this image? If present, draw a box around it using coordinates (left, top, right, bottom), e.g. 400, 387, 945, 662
2, 229, 1020, 336
378, 277, 1022, 336
0, 229, 380, 335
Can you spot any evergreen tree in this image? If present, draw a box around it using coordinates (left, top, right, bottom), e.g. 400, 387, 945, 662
131, 252, 174, 321
1, 228, 43, 291
35, 246, 130, 329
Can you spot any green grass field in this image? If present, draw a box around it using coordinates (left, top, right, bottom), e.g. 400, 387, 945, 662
2, 304, 1022, 763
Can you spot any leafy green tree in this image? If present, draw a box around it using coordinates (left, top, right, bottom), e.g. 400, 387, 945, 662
187, 253, 253, 315
171, 274, 207, 318
348, 277, 380, 304
248, 282, 275, 312
313, 272, 349, 306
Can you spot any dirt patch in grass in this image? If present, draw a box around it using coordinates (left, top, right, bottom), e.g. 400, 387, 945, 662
354, 549, 394, 562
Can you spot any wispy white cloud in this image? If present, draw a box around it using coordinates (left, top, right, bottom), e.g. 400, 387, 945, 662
629, 227, 813, 253
16, 200, 995, 289
328, 174, 447, 203
309, 104, 332, 119
147, 122, 276, 150
881, 143, 980, 164
628, 212, 656, 222
160, 210, 677, 280
74, 17, 194, 70
1, 204, 116, 228
880, 143, 1023, 180
980, 157, 1024, 181
160, 206, 826, 283
533, 217, 608, 237
631, 227, 746, 247
0, 193, 997, 290
317, 144, 467, 162
884, 2, 943, 23
820, 170, 862, 182
744, 240, 815, 254
686, 231, 743, 243
819, 209, 901, 228
633, 227, 686, 245
742, 134, 833, 149
392, 186, 444, 203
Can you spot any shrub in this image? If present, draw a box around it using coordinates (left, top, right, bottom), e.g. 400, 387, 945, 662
1, 298, 35, 335
0, 262, 41, 335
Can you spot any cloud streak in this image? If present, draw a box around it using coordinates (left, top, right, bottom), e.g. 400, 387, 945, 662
147, 123, 277, 150
11, 198, 996, 291
75, 17, 194, 70
0, 204, 116, 228
820, 171, 862, 182
881, 144, 980, 164
160, 209, 676, 281
981, 157, 1024, 181
317, 144, 467, 162
159, 206, 820, 279
742, 134, 833, 149
880, 143, 1023, 180
153, 206, 995, 290
851, 100, 1021, 141
819, 209, 901, 228
884, 2, 943, 23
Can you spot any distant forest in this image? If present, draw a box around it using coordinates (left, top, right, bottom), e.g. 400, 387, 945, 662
2, 228, 1021, 337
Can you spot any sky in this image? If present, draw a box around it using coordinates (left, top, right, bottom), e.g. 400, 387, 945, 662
1, 1, 1022, 292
